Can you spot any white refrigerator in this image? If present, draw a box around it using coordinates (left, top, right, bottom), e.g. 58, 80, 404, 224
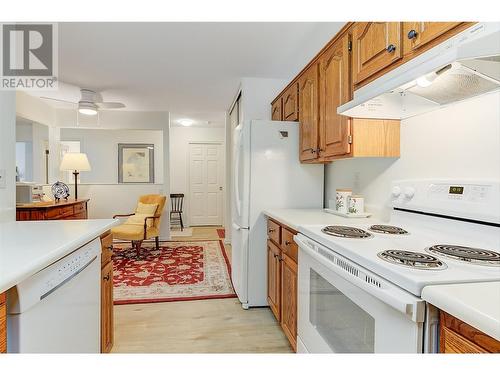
231, 120, 324, 308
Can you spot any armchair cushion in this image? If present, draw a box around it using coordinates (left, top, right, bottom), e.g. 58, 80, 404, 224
124, 213, 155, 228
111, 224, 159, 241
136, 202, 158, 215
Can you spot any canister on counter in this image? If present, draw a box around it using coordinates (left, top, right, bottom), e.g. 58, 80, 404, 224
336, 189, 352, 214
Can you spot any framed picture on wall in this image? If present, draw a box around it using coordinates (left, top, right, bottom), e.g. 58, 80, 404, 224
118, 143, 155, 183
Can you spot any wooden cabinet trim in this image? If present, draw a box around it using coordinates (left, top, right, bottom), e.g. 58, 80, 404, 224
0, 293, 6, 354
440, 311, 500, 353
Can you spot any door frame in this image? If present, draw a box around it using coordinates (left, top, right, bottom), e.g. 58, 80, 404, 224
187, 141, 225, 227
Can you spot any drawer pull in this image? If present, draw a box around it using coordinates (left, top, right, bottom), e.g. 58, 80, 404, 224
285, 241, 291, 246
268, 228, 276, 233
103, 274, 110, 281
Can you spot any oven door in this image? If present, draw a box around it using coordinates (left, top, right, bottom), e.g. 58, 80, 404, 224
296, 234, 425, 353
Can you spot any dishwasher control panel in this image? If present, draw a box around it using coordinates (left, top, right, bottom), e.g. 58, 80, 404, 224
7, 237, 101, 313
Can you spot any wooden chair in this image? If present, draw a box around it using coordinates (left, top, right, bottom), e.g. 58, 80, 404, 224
111, 194, 167, 256
170, 193, 185, 231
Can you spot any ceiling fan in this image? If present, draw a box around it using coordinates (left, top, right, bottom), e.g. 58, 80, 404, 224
41, 88, 125, 116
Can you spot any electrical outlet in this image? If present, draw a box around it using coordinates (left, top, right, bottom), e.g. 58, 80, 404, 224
0, 169, 6, 189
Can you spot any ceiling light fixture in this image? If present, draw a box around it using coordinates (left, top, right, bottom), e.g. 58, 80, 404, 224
178, 119, 194, 127
78, 102, 98, 116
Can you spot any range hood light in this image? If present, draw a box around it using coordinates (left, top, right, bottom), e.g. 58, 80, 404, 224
416, 73, 437, 88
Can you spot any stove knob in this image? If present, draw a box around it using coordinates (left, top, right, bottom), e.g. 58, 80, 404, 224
404, 187, 415, 199
392, 186, 401, 197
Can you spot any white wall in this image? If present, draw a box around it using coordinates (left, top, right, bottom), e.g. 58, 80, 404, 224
60, 128, 164, 184
0, 92, 16, 222
324, 92, 500, 219
16, 121, 49, 183
240, 77, 288, 122
170, 126, 225, 227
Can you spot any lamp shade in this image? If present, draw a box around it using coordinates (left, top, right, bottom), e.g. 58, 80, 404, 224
60, 153, 92, 171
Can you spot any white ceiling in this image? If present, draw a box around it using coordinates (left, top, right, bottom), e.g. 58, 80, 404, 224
37, 22, 345, 125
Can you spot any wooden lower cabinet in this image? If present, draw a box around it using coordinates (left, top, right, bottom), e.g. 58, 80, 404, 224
440, 311, 500, 353
100, 232, 114, 353
16, 199, 89, 221
0, 293, 6, 353
266, 218, 298, 351
280, 253, 298, 351
267, 240, 281, 320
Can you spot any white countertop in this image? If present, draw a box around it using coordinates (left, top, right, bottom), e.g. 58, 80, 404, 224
422, 282, 500, 341
263, 208, 376, 231
0, 219, 118, 293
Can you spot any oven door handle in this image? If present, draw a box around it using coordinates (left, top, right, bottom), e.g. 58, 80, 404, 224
296, 236, 424, 322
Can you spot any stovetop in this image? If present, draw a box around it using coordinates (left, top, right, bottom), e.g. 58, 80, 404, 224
298, 212, 500, 296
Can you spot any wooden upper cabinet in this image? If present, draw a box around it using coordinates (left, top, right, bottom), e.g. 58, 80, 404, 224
352, 22, 403, 85
403, 22, 462, 53
0, 292, 6, 353
282, 83, 299, 121
271, 98, 282, 121
298, 63, 320, 162
319, 32, 351, 158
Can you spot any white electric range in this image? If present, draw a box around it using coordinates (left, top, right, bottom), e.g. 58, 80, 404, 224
295, 179, 500, 354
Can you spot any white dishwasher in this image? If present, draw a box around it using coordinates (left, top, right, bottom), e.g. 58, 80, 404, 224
7, 238, 101, 353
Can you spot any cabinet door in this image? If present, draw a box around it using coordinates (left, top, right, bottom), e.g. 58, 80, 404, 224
101, 261, 114, 353
271, 98, 282, 121
298, 64, 320, 162
403, 22, 462, 53
267, 240, 281, 321
352, 22, 402, 85
282, 83, 299, 121
281, 253, 298, 352
319, 33, 351, 158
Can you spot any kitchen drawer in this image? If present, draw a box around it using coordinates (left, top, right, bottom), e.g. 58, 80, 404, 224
441, 327, 487, 353
101, 232, 114, 266
47, 205, 74, 219
281, 228, 298, 263
74, 202, 86, 214
267, 219, 281, 245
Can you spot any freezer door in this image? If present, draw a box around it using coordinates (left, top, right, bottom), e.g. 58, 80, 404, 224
232, 123, 250, 228
231, 223, 249, 307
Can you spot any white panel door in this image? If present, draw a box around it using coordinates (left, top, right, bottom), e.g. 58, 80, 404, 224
189, 143, 223, 226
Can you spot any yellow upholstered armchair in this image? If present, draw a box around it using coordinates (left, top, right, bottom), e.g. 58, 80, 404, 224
111, 194, 167, 256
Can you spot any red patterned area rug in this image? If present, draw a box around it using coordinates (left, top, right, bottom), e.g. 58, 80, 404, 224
112, 240, 235, 305
217, 228, 225, 239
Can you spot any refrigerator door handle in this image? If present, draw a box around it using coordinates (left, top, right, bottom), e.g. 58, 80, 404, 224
232, 223, 249, 231
233, 126, 243, 218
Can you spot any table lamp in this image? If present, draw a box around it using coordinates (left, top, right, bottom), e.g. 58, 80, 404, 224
60, 153, 91, 200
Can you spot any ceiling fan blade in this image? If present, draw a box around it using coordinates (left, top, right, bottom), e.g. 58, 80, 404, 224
96, 102, 125, 109
40, 96, 78, 105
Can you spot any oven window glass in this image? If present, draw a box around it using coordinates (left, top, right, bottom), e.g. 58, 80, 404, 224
310, 269, 375, 352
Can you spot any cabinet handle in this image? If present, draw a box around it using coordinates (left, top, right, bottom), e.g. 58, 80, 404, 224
407, 29, 418, 39
311, 148, 317, 154
386, 44, 396, 53
103, 274, 110, 281
285, 240, 291, 246
268, 228, 275, 233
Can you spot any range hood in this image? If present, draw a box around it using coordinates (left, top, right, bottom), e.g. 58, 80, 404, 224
338, 23, 500, 120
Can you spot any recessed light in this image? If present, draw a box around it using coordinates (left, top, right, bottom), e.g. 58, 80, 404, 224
178, 119, 194, 127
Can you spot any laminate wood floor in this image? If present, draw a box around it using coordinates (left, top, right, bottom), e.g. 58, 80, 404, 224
112, 227, 292, 353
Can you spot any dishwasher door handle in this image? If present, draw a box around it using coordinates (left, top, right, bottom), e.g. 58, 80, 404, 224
40, 256, 98, 300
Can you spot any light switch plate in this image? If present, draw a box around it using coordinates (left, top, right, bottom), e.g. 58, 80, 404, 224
0, 169, 6, 189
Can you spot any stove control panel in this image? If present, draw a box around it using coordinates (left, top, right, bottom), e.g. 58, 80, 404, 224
391, 179, 500, 224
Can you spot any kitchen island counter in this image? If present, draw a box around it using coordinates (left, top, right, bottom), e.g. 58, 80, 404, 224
0, 219, 118, 293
